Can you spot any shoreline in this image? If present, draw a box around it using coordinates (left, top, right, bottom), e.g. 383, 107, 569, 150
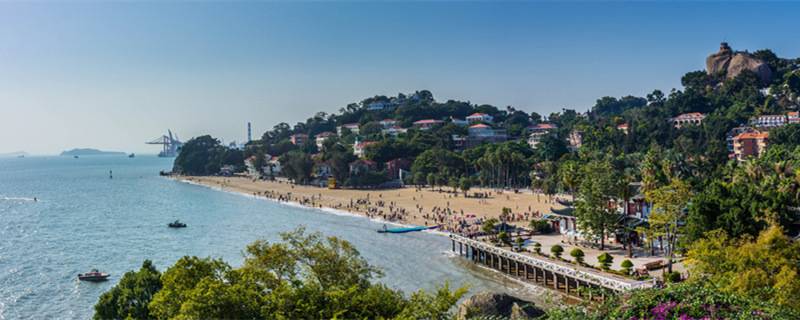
172, 175, 565, 235
171, 174, 575, 308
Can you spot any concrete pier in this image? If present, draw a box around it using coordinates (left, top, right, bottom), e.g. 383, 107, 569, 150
450, 234, 655, 300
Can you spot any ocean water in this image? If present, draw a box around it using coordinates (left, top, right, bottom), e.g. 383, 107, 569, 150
0, 156, 547, 319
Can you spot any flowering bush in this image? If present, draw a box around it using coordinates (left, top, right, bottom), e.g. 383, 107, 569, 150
545, 282, 800, 320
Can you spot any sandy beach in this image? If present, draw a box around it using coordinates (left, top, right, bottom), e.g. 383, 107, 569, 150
175, 175, 565, 233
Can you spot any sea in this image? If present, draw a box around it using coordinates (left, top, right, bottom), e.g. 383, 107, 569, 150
0, 155, 548, 319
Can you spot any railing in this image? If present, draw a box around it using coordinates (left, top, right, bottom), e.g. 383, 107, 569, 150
450, 234, 655, 291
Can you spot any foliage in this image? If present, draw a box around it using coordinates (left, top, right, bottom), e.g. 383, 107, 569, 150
497, 232, 510, 246
574, 161, 619, 250
686, 219, 800, 311
529, 219, 552, 234
278, 151, 315, 184
620, 259, 634, 274
550, 245, 564, 259
666, 271, 681, 283
545, 282, 800, 320
533, 243, 542, 254
96, 227, 470, 319
645, 178, 693, 273
514, 236, 524, 249
94, 260, 162, 320
175, 135, 243, 175
569, 248, 584, 264
597, 252, 613, 270
482, 218, 498, 236
349, 169, 390, 187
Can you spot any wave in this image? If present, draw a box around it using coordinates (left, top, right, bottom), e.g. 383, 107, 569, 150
0, 197, 37, 201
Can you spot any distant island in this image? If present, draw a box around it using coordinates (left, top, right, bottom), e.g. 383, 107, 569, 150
0, 151, 29, 158
60, 148, 126, 156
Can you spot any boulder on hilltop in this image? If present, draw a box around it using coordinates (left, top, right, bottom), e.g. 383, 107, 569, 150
456, 292, 546, 319
706, 42, 771, 82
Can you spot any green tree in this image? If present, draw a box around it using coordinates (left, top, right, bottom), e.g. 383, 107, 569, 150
569, 248, 585, 264
574, 162, 619, 250
458, 177, 472, 196
94, 260, 162, 320
597, 252, 614, 270
149, 256, 231, 319
550, 245, 564, 259
645, 178, 693, 273
620, 259, 634, 275
687, 219, 800, 311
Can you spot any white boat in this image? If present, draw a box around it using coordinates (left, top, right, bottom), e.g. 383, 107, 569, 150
78, 269, 109, 281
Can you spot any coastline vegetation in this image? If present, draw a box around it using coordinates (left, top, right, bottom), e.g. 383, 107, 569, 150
155, 47, 800, 318
94, 227, 468, 319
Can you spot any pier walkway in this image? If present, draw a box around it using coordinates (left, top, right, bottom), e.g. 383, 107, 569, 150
449, 234, 656, 300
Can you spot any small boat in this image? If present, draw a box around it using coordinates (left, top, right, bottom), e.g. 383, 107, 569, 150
377, 224, 439, 233
128, 153, 135, 158
74, 155, 78, 159
168, 220, 186, 228
78, 269, 109, 281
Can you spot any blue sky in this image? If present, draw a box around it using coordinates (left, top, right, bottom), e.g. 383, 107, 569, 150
1, 1, 798, 155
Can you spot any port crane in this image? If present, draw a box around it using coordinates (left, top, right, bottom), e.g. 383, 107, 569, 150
146, 130, 184, 157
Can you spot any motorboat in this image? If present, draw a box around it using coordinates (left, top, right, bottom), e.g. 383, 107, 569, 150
128, 153, 135, 158
78, 269, 109, 281
168, 220, 186, 228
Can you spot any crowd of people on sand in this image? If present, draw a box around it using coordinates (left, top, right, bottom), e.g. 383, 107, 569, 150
191, 177, 557, 238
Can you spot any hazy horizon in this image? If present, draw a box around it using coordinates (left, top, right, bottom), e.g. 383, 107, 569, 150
2, 1, 799, 155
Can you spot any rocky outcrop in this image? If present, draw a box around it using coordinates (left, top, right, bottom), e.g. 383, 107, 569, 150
456, 292, 546, 319
706, 42, 771, 82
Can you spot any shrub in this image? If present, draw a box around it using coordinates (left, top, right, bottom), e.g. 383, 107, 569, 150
550, 245, 564, 259
666, 271, 681, 283
529, 219, 552, 234
514, 236, 524, 249
533, 243, 541, 254
620, 259, 634, 274
569, 248, 585, 264
497, 232, 510, 246
597, 252, 614, 270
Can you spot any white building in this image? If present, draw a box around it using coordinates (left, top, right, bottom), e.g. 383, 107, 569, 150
315, 132, 337, 150
353, 141, 375, 158
337, 123, 360, 136
750, 114, 787, 128
379, 119, 397, 128
669, 113, 706, 129
466, 113, 493, 123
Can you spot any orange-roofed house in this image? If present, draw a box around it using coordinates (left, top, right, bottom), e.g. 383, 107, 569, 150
732, 131, 770, 162
466, 113, 494, 123
788, 112, 799, 124
669, 113, 705, 129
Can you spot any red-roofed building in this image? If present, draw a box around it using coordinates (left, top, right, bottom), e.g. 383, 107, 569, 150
617, 123, 628, 134
412, 119, 444, 130
349, 159, 378, 174
385, 158, 412, 180
289, 133, 308, 145
466, 113, 494, 123
337, 123, 361, 135
669, 113, 706, 129
788, 112, 799, 124
379, 119, 397, 128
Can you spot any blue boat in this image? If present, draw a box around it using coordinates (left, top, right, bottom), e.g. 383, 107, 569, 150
377, 224, 439, 233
